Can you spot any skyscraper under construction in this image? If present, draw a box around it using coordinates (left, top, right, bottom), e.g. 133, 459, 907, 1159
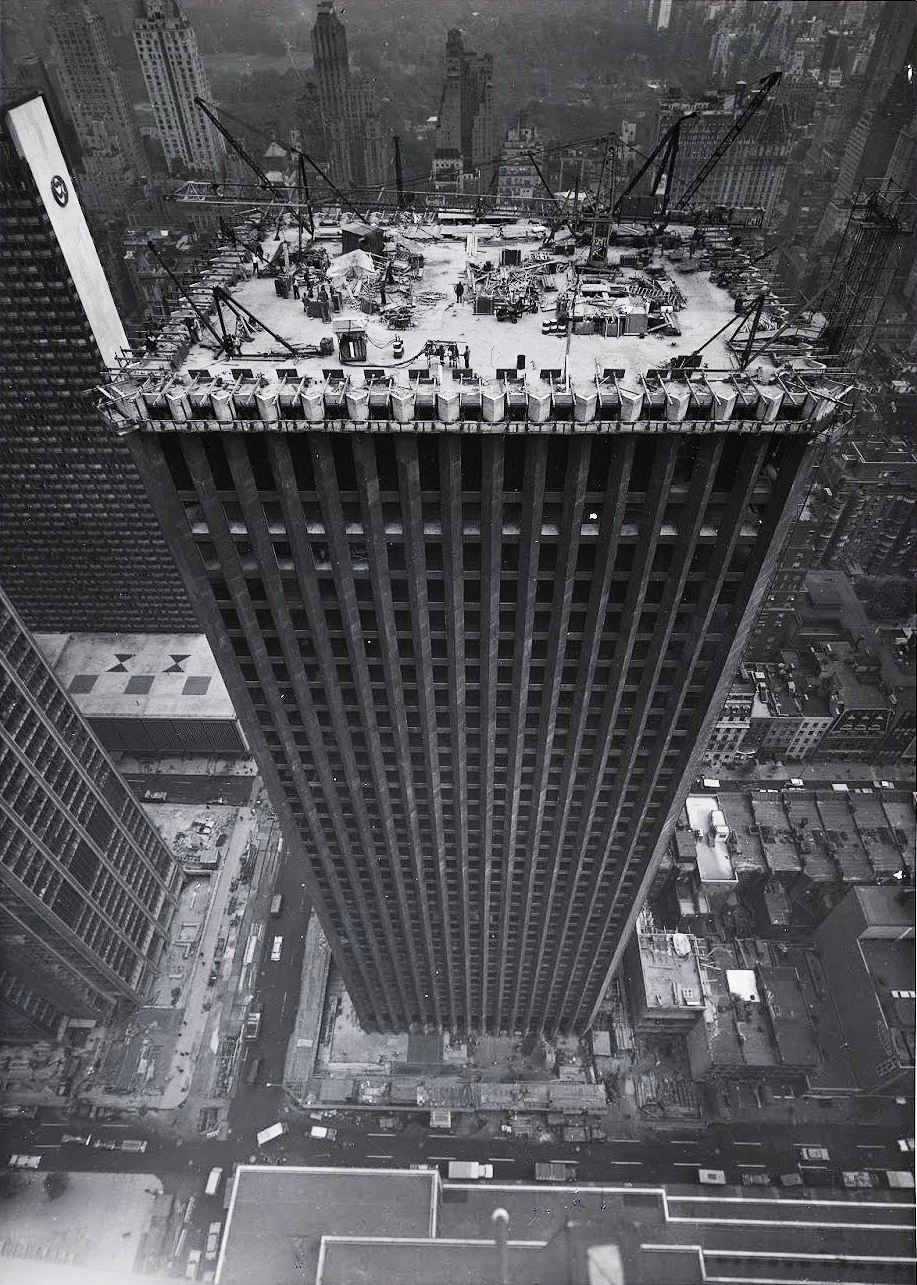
102, 225, 846, 1038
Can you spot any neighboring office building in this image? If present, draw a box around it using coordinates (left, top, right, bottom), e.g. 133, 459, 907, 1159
0, 588, 181, 1041
701, 677, 756, 769
812, 0, 917, 250
702, 658, 833, 769
34, 632, 245, 757
622, 914, 705, 1033
820, 438, 917, 577
103, 244, 845, 1038
656, 85, 792, 219
814, 641, 916, 766
815, 885, 915, 1095
46, 0, 148, 218
0, 95, 195, 634
497, 114, 545, 203
310, 1, 386, 190
741, 662, 834, 762
686, 960, 821, 1084
123, 225, 207, 320
217, 1163, 912, 1285
133, 0, 227, 177
432, 27, 494, 192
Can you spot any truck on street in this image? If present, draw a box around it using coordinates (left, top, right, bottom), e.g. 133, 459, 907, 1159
309, 1125, 337, 1140
886, 1170, 915, 1189
535, 1162, 577, 1182
256, 1122, 287, 1147
448, 1161, 493, 1180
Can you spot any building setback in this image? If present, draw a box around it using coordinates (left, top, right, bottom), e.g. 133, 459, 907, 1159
0, 95, 195, 633
0, 587, 180, 1041
109, 357, 841, 1037
132, 0, 227, 177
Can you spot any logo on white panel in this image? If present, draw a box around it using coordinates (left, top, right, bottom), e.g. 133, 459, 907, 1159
50, 175, 69, 207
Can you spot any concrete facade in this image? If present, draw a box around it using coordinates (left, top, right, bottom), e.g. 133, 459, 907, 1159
0, 588, 181, 1038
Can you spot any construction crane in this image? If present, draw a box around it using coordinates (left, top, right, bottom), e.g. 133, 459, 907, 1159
666, 71, 782, 223
610, 112, 693, 226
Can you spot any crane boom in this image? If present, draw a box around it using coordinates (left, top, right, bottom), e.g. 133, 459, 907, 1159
527, 152, 559, 209
611, 112, 694, 222
670, 71, 782, 214
195, 97, 280, 195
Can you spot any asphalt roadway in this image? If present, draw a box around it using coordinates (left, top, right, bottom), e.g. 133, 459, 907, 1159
123, 773, 255, 806
6, 1106, 915, 1194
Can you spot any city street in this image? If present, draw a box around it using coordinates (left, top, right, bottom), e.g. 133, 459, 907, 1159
225, 836, 314, 1141
4, 1111, 914, 1196
122, 774, 255, 806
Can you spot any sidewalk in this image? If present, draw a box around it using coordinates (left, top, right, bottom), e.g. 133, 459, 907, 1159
282, 913, 331, 1103
716, 761, 910, 784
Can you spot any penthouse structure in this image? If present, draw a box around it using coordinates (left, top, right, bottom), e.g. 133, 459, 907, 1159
0, 94, 194, 633
101, 215, 848, 1037
0, 588, 180, 1041
133, 0, 227, 177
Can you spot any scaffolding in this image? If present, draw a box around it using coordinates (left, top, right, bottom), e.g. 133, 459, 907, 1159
817, 179, 917, 370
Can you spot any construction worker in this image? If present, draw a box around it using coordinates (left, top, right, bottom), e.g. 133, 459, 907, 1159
454, 280, 465, 303
463, 345, 471, 370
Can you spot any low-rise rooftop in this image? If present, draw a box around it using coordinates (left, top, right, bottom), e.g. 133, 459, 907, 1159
717, 792, 766, 875
633, 930, 705, 1015
849, 793, 908, 876
684, 794, 737, 885
750, 794, 801, 875
33, 632, 235, 721
782, 792, 837, 882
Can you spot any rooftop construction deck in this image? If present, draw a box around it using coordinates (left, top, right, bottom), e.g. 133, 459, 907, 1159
103, 218, 845, 433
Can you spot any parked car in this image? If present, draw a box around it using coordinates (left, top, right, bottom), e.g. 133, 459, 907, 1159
92, 1139, 117, 1151
800, 1146, 830, 1161
185, 1248, 201, 1280
697, 1169, 727, 1185
9, 1154, 41, 1168
897, 1138, 915, 1153
270, 936, 283, 962
205, 1221, 222, 1261
61, 1133, 91, 1146
741, 1172, 772, 1186
121, 1139, 148, 1153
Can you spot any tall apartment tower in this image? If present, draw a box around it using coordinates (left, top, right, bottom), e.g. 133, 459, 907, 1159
0, 587, 181, 1041
133, 0, 227, 177
433, 28, 494, 188
310, 1, 386, 189
47, 0, 147, 217
0, 95, 195, 633
109, 297, 843, 1039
